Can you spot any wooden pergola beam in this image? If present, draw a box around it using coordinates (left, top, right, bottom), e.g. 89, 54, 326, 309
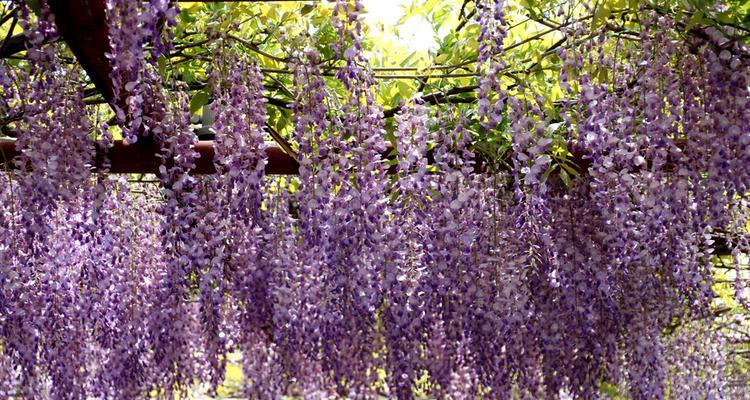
0, 139, 300, 175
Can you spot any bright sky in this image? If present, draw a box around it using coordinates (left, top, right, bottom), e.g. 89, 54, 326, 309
360, 0, 440, 53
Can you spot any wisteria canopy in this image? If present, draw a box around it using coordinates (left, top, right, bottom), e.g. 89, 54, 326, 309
2, 0, 750, 398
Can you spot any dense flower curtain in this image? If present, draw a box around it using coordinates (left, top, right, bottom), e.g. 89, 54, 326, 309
1, 0, 750, 398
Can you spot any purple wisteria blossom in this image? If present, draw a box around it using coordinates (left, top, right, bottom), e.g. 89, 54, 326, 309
105, 0, 179, 143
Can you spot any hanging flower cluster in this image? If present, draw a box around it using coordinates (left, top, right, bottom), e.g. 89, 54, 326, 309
2, 1, 750, 399
476, 0, 508, 133
105, 0, 178, 143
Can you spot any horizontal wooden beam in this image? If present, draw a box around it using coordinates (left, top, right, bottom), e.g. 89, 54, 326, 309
0, 139, 300, 175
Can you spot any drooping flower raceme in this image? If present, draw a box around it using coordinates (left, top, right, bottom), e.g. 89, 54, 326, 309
105, 0, 179, 143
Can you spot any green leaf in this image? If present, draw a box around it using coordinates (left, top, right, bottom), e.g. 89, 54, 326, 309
685, 10, 704, 33
559, 168, 572, 188
275, 109, 290, 133
157, 55, 170, 82
400, 51, 417, 67
189, 91, 210, 114
28, 0, 42, 15
592, 5, 612, 30
599, 381, 622, 398
541, 164, 557, 183
597, 67, 609, 85
396, 81, 413, 99
519, 0, 540, 19
560, 161, 580, 177
301, 3, 316, 15
390, 187, 401, 203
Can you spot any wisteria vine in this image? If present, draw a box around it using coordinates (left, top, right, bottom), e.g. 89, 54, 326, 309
2, 0, 750, 399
